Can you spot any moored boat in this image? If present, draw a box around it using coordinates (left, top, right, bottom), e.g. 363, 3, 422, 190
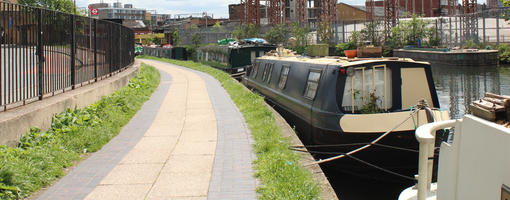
196, 44, 276, 77
399, 93, 510, 200
242, 54, 450, 181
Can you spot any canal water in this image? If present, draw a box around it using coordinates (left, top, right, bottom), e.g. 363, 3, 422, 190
322, 63, 510, 200
433, 64, 510, 119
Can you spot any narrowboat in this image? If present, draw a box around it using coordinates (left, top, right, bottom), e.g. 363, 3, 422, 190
242, 55, 450, 181
196, 44, 275, 76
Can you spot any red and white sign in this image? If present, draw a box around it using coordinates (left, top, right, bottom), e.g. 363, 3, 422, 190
91, 9, 99, 15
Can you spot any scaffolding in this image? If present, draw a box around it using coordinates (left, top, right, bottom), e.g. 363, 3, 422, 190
367, 0, 375, 21
240, 0, 260, 25
462, 0, 478, 40
384, 0, 399, 32
268, 0, 285, 24
320, 0, 337, 23
296, 0, 307, 23
448, 0, 456, 16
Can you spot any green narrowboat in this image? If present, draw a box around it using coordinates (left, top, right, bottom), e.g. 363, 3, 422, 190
196, 44, 276, 75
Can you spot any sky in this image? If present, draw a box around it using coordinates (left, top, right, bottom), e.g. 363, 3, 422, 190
76, 0, 488, 19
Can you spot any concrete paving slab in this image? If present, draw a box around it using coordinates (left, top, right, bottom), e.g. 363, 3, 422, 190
84, 184, 152, 200
99, 163, 163, 185
146, 172, 211, 198
172, 141, 216, 155
161, 155, 214, 174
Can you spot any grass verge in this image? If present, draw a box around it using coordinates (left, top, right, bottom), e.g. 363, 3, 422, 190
0, 64, 160, 199
138, 55, 320, 200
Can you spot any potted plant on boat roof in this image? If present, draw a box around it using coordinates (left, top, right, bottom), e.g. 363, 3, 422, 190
336, 31, 358, 58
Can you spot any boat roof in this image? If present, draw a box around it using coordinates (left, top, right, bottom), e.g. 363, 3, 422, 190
256, 55, 429, 67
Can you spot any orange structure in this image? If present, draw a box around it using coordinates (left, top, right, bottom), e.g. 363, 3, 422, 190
268, 0, 285, 24
240, 0, 260, 25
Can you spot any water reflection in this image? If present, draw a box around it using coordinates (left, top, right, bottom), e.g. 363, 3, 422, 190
431, 64, 510, 119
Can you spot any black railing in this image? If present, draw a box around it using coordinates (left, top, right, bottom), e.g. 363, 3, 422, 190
0, 2, 135, 110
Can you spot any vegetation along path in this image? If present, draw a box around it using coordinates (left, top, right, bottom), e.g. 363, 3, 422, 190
38, 59, 258, 199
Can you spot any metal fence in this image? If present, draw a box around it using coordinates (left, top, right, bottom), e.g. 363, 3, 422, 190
335, 8, 510, 47
0, 2, 135, 110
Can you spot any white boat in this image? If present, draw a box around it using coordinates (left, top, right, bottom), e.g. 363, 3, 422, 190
399, 93, 510, 200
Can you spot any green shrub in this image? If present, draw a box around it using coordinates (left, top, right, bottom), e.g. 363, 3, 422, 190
499, 44, 510, 64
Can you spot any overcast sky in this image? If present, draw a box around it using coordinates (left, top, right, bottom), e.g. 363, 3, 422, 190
76, 0, 485, 18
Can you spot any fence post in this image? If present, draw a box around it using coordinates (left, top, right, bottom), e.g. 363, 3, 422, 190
119, 26, 122, 70
482, 6, 486, 44
449, 17, 452, 48
334, 21, 338, 44
342, 21, 345, 43
109, 24, 113, 75
455, 15, 458, 46
71, 14, 76, 89
459, 15, 463, 48
94, 19, 97, 81
37, 9, 43, 100
497, 11, 500, 46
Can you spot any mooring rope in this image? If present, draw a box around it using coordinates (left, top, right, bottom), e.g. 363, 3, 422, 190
291, 143, 419, 153
306, 108, 419, 166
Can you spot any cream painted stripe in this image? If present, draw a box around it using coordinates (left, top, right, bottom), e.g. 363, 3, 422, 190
84, 60, 217, 200
340, 110, 450, 133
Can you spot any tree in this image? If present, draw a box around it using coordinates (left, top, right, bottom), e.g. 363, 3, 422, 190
317, 20, 332, 44
264, 24, 289, 45
19, 0, 77, 14
399, 15, 430, 46
231, 24, 259, 39
172, 30, 181, 46
360, 20, 383, 46
291, 22, 310, 46
503, 0, 510, 20
190, 24, 199, 31
213, 21, 223, 32
192, 33, 201, 47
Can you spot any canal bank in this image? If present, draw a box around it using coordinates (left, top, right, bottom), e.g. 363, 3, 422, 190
37, 58, 336, 199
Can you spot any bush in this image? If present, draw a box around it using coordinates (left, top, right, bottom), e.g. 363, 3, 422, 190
499, 44, 510, 63
290, 46, 307, 55
336, 32, 358, 56
264, 24, 289, 45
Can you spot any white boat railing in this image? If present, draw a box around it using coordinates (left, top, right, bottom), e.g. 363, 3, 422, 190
415, 119, 460, 200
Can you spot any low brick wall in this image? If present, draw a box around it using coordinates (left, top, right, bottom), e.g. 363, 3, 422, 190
0, 62, 140, 146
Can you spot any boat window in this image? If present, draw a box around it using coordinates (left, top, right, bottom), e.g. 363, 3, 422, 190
304, 70, 322, 99
251, 51, 256, 63
266, 63, 274, 83
341, 65, 392, 113
259, 51, 265, 56
278, 65, 290, 89
262, 63, 273, 82
251, 62, 259, 78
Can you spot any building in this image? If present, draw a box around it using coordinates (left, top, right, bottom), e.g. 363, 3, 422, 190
366, 0, 441, 17
151, 14, 173, 26
337, 3, 368, 23
228, 4, 267, 22
89, 2, 146, 21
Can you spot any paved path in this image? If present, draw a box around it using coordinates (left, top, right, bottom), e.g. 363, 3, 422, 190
37, 59, 257, 200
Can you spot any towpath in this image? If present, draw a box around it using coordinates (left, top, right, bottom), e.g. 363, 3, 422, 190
37, 59, 257, 200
